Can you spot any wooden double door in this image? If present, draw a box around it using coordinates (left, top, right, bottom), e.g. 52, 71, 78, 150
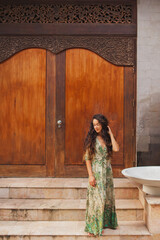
0, 48, 135, 177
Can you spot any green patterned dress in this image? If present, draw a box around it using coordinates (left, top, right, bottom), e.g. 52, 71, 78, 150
84, 137, 118, 236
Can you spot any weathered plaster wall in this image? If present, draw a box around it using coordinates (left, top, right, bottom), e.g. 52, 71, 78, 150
137, 0, 160, 165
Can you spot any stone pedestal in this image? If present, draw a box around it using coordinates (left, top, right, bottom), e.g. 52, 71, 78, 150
145, 195, 160, 234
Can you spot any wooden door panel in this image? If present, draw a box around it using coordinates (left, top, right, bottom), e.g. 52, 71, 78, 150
65, 49, 124, 166
0, 49, 56, 177
55, 48, 135, 177
0, 49, 46, 165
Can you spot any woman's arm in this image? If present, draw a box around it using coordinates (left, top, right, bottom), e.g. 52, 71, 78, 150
86, 160, 96, 187
108, 126, 120, 152
85, 159, 94, 177
83, 150, 96, 187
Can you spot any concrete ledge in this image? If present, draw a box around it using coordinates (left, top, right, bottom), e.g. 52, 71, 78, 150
0, 178, 136, 188
0, 221, 151, 236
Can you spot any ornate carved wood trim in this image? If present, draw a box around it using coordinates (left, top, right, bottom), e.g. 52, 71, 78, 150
0, 1, 136, 24
0, 0, 136, 65
0, 36, 135, 66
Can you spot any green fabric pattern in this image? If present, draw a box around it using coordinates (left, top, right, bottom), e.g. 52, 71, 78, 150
84, 137, 118, 236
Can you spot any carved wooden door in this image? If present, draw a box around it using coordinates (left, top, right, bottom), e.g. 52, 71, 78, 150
55, 48, 135, 178
0, 48, 135, 177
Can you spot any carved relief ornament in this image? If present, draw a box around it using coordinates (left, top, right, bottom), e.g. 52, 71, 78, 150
0, 35, 135, 66
0, 3, 133, 24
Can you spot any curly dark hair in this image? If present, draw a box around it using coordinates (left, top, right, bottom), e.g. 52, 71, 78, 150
83, 114, 112, 162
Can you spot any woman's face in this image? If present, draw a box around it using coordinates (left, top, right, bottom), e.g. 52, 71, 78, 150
93, 119, 102, 134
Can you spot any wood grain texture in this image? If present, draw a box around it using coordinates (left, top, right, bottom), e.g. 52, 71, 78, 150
124, 66, 135, 169
0, 49, 46, 165
46, 50, 56, 177
0, 165, 46, 177
65, 49, 124, 168
55, 51, 66, 177
0, 23, 137, 36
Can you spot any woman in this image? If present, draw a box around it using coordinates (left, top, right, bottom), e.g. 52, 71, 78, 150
83, 114, 119, 236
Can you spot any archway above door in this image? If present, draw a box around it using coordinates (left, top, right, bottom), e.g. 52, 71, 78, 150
0, 35, 135, 66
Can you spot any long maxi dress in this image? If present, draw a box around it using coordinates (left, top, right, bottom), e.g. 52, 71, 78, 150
84, 136, 118, 236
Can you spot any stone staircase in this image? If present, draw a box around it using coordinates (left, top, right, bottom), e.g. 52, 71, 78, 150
0, 177, 153, 239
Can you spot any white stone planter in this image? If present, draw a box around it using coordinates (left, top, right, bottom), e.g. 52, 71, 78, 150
121, 166, 160, 196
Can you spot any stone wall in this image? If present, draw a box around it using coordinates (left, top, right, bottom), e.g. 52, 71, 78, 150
137, 0, 160, 165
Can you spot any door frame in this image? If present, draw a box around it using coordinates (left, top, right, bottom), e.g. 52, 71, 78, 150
0, 0, 137, 177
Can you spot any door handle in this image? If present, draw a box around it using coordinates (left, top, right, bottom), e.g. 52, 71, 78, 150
57, 120, 62, 128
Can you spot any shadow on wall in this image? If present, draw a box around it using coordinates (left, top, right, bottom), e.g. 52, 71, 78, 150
137, 92, 160, 166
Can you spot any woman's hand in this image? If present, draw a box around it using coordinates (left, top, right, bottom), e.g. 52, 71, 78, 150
107, 125, 120, 152
89, 175, 96, 187
107, 125, 112, 135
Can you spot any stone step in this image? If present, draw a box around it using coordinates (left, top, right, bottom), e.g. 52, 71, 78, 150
0, 220, 151, 239
0, 177, 139, 199
0, 199, 143, 221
